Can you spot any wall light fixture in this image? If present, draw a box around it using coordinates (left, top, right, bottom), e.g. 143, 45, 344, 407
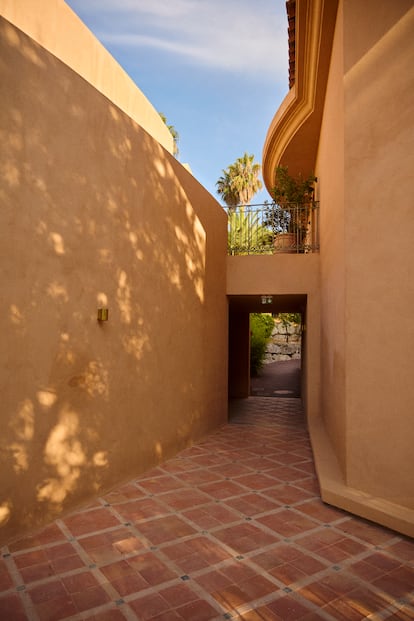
261, 295, 273, 305
97, 308, 109, 321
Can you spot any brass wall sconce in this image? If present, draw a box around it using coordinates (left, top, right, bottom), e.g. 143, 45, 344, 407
97, 308, 109, 321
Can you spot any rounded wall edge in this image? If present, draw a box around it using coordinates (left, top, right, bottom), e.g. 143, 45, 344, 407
308, 417, 414, 538
262, 0, 339, 191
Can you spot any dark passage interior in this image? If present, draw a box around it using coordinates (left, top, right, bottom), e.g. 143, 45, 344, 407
250, 359, 301, 398
228, 294, 307, 401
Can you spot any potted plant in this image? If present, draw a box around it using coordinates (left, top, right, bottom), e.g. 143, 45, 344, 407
271, 166, 317, 253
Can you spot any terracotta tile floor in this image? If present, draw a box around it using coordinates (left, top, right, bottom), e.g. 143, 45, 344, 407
1, 398, 413, 620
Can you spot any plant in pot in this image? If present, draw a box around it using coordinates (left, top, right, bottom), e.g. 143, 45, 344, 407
271, 166, 317, 253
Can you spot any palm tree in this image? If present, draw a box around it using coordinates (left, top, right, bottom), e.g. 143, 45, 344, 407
215, 170, 239, 207
216, 153, 263, 207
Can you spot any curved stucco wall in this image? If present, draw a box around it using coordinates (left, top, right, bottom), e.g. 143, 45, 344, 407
314, 0, 414, 535
0, 15, 227, 544
263, 0, 414, 535
342, 0, 414, 508
315, 0, 346, 475
0, 0, 174, 154
262, 0, 338, 188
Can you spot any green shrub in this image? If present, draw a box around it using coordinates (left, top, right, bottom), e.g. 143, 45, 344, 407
250, 313, 274, 376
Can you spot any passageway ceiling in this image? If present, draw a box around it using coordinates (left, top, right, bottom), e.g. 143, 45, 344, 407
228, 294, 306, 315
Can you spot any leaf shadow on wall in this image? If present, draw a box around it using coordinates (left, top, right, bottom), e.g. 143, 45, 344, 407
0, 18, 227, 542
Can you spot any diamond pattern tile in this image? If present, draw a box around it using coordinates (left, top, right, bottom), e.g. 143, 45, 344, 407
1, 397, 413, 620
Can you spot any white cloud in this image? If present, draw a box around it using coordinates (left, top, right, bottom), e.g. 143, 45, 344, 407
80, 0, 193, 18
68, 0, 287, 78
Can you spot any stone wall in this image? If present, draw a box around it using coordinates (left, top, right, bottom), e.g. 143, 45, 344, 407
265, 320, 302, 362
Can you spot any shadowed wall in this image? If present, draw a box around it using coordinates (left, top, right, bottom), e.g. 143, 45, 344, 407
0, 13, 227, 544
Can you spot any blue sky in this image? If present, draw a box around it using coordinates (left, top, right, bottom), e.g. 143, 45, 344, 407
65, 0, 289, 204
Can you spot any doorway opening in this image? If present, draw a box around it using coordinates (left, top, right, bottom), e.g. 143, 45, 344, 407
228, 294, 307, 402
250, 312, 302, 398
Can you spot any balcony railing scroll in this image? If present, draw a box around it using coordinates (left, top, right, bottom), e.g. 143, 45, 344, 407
225, 202, 319, 255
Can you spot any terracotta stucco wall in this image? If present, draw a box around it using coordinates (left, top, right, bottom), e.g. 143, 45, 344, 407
315, 1, 346, 475
0, 17, 227, 544
316, 0, 414, 515
0, 0, 173, 153
343, 0, 414, 507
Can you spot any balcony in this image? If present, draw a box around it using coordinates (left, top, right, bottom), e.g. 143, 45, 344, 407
226, 202, 320, 255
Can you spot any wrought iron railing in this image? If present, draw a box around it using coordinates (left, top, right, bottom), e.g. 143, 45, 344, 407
225, 202, 319, 255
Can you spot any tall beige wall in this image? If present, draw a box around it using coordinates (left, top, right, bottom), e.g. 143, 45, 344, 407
0, 0, 174, 153
316, 1, 346, 474
0, 17, 227, 544
343, 0, 414, 507
317, 0, 414, 512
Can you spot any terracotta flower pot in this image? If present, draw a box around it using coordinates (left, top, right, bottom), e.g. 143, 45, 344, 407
274, 232, 296, 253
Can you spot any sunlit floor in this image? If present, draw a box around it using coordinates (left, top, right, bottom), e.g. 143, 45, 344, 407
1, 398, 413, 621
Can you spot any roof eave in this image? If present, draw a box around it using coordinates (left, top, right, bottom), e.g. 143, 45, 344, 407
262, 0, 339, 191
